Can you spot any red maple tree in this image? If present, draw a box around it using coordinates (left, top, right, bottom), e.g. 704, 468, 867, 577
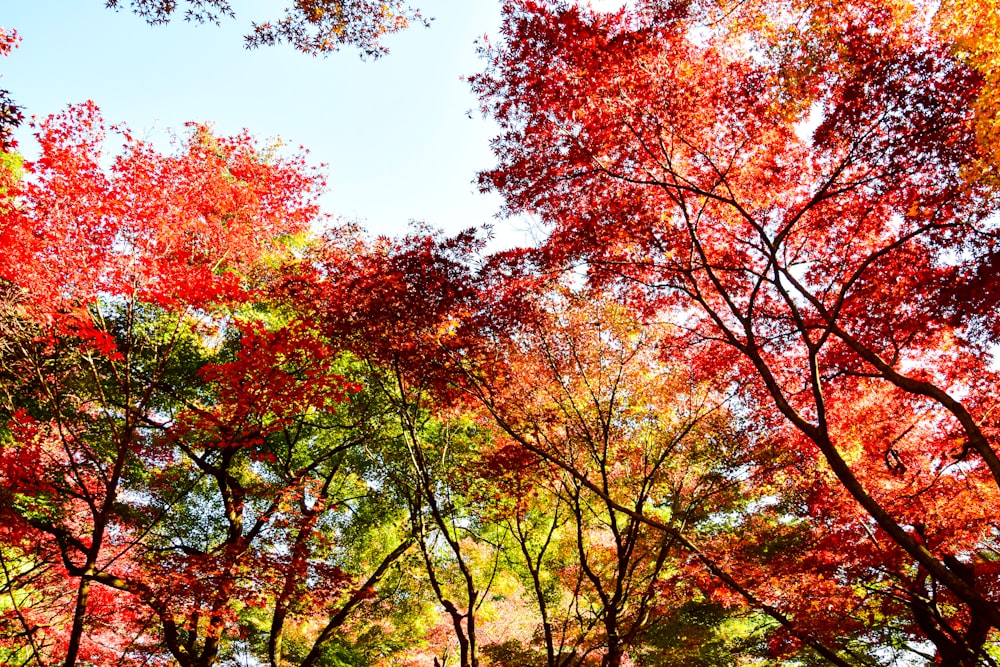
0, 105, 407, 667
474, 0, 1000, 661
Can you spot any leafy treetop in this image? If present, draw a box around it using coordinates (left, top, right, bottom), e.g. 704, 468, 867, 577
104, 0, 428, 56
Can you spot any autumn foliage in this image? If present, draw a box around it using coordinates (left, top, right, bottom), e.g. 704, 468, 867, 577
473, 0, 1000, 663
0, 106, 363, 667
105, 0, 425, 56
3, 0, 1000, 665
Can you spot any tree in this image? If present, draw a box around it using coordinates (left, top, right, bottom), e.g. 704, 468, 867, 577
0, 104, 414, 667
462, 288, 864, 666
104, 0, 427, 56
296, 228, 857, 665
475, 0, 1000, 662
291, 228, 505, 667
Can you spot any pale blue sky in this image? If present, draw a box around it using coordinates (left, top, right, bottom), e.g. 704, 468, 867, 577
2, 0, 533, 244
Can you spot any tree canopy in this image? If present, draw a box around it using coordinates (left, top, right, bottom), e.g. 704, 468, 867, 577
3, 0, 1000, 666
104, 0, 426, 56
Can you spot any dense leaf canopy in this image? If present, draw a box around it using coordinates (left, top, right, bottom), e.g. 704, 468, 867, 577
2, 1, 1000, 666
